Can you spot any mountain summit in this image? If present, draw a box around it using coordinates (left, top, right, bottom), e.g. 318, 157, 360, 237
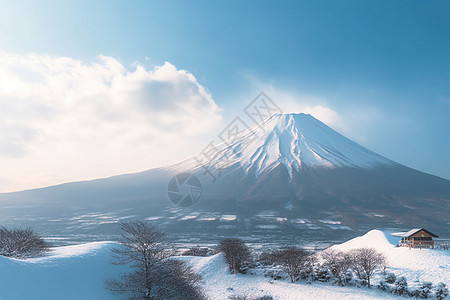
196, 113, 393, 180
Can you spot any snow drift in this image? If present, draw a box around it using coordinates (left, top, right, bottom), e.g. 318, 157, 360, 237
0, 242, 125, 300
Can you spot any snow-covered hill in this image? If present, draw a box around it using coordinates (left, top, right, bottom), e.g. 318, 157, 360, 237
331, 230, 450, 288
0, 242, 126, 300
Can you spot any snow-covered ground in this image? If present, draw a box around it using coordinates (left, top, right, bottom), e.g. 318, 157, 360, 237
0, 230, 448, 299
0, 242, 126, 300
182, 254, 399, 300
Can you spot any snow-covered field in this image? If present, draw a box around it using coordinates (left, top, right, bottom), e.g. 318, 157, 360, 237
0, 230, 448, 299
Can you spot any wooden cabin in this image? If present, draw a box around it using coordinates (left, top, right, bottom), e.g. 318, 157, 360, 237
397, 228, 439, 249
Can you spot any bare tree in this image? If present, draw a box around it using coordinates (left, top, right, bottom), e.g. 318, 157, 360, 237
321, 249, 352, 284
219, 238, 252, 274
106, 221, 206, 300
153, 260, 205, 300
349, 248, 386, 289
0, 226, 48, 258
270, 247, 310, 283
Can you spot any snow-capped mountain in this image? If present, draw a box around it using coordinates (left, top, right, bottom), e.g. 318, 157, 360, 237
187, 113, 394, 179
0, 113, 449, 242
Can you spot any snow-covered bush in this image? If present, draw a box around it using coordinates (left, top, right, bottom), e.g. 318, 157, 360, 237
344, 270, 354, 285
408, 281, 433, 299
435, 282, 448, 300
410, 289, 421, 298
263, 269, 285, 280
299, 265, 314, 280
392, 276, 409, 296
385, 273, 396, 284
359, 279, 368, 288
314, 264, 332, 282
417, 281, 433, 298
0, 226, 48, 258
377, 280, 391, 292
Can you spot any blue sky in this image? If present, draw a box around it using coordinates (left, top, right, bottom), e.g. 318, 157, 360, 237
0, 0, 449, 191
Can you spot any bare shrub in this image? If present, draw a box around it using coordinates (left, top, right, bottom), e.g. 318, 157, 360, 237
219, 238, 252, 274
0, 226, 48, 258
321, 249, 352, 284
106, 221, 206, 300
270, 247, 310, 283
385, 272, 396, 284
392, 276, 409, 296
349, 247, 386, 289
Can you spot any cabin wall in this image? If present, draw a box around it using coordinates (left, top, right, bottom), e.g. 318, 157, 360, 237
410, 230, 434, 248
398, 230, 436, 249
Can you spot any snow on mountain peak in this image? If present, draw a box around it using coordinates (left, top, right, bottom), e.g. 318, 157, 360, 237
188, 113, 394, 179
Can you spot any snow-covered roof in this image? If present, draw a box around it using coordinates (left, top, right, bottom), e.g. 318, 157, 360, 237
392, 228, 439, 238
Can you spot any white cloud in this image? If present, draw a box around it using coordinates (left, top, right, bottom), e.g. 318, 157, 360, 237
0, 52, 222, 192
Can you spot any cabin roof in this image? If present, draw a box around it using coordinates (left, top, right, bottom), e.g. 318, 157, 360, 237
396, 228, 439, 238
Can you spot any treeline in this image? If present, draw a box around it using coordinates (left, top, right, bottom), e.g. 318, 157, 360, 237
216, 238, 385, 288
